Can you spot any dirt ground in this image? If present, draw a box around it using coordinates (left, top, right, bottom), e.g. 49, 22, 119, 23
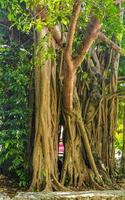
0, 174, 23, 198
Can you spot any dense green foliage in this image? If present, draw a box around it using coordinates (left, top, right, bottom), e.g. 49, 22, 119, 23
0, 44, 32, 186
0, 0, 124, 35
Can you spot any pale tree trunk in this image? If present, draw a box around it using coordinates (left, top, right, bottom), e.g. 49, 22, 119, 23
31, 26, 62, 190
31, 28, 52, 190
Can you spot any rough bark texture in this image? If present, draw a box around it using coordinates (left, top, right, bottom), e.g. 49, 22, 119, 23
30, 1, 124, 191
31, 25, 61, 190
61, 0, 105, 189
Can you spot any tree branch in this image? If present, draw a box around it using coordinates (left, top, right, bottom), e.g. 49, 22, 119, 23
65, 0, 82, 56
98, 32, 125, 56
105, 76, 125, 84
49, 26, 62, 46
91, 49, 101, 74
73, 17, 101, 68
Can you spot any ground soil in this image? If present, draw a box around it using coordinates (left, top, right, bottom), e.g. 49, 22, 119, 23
0, 174, 24, 198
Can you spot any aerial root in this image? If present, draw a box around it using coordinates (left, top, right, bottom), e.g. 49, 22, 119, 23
88, 170, 104, 190
52, 174, 72, 191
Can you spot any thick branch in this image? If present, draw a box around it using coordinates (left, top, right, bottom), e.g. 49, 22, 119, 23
91, 49, 101, 74
73, 17, 101, 68
65, 0, 82, 55
49, 26, 61, 46
98, 32, 125, 56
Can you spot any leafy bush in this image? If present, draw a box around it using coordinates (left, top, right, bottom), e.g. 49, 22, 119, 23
0, 43, 32, 187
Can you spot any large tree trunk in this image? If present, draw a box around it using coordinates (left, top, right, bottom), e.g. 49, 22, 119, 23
31, 27, 60, 191
61, 3, 104, 187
